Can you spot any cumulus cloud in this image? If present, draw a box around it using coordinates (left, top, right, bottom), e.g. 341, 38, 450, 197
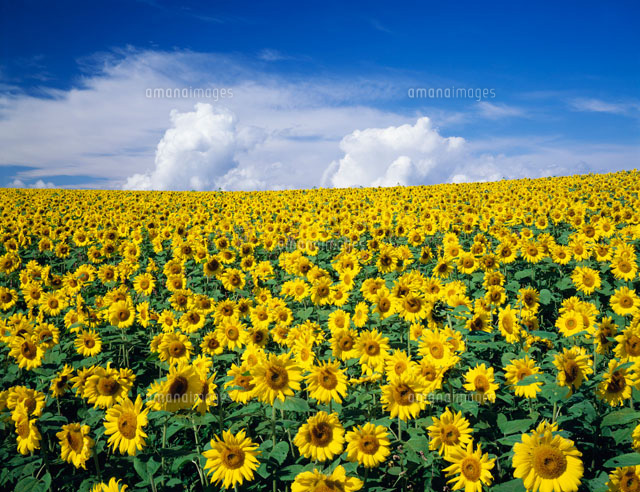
324, 117, 465, 188
6, 178, 55, 189
124, 103, 261, 191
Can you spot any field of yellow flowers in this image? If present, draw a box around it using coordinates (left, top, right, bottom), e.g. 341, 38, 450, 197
1, 170, 639, 492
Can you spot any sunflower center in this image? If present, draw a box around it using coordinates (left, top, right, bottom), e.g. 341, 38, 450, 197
0, 292, 11, 303
168, 376, 189, 397
607, 371, 627, 393
625, 335, 640, 357
620, 470, 640, 492
460, 456, 482, 482
226, 327, 239, 340
66, 429, 85, 453
563, 360, 580, 383
117, 412, 138, 440
16, 419, 30, 438
394, 361, 407, 375
406, 298, 421, 313
237, 376, 254, 390
319, 369, 338, 390
429, 343, 444, 359
619, 261, 632, 273
393, 383, 416, 406
208, 338, 220, 349
169, 341, 186, 357
118, 309, 130, 322
266, 366, 289, 390
310, 422, 333, 447
582, 275, 595, 287
422, 365, 437, 381
532, 445, 568, 479
620, 296, 633, 308
516, 368, 532, 381
364, 341, 380, 356
188, 312, 200, 324
221, 446, 246, 469
473, 375, 489, 392
20, 340, 38, 360
378, 298, 391, 312
252, 331, 264, 344
98, 377, 120, 396
339, 335, 354, 351
441, 424, 461, 445
359, 435, 380, 454
81, 336, 95, 348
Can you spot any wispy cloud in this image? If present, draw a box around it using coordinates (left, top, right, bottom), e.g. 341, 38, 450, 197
370, 19, 392, 34
476, 101, 525, 119
569, 97, 640, 115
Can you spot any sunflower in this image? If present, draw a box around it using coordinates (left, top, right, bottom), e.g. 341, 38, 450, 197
9, 335, 45, 370
596, 317, 618, 354
345, 422, 391, 468
202, 429, 260, 489
156, 363, 203, 412
216, 318, 248, 351
384, 350, 417, 382
0, 286, 17, 310
84, 363, 132, 408
158, 331, 193, 364
56, 423, 94, 469
225, 363, 256, 403
398, 292, 430, 322
104, 395, 148, 456
50, 364, 75, 398
328, 311, 350, 336
291, 465, 363, 492
201, 331, 224, 356
463, 363, 499, 403
355, 329, 390, 372
607, 466, 640, 492
552, 347, 593, 394
305, 360, 348, 404
571, 266, 601, 295
12, 404, 41, 455
75, 329, 102, 357
512, 421, 583, 492
108, 300, 135, 329
504, 356, 543, 399
372, 288, 398, 320
611, 287, 640, 317
40, 291, 67, 316
90, 477, 129, 492
330, 328, 358, 360
519, 287, 540, 315
5, 386, 46, 417
418, 329, 459, 369
598, 358, 636, 407
614, 325, 640, 362
380, 372, 427, 421
428, 407, 474, 456
179, 309, 206, 333
193, 373, 218, 414
443, 441, 495, 492
555, 311, 585, 338
294, 411, 345, 462
498, 305, 522, 343
250, 352, 302, 405
611, 256, 638, 282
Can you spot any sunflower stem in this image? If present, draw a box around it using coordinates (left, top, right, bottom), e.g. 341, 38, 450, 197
92, 449, 102, 482
272, 404, 277, 492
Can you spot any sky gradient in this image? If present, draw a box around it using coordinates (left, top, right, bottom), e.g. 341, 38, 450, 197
1, 0, 638, 190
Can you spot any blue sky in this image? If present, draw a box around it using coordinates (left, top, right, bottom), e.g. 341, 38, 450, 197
1, 0, 638, 190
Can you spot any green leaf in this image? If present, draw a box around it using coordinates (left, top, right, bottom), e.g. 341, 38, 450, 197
274, 396, 310, 413
601, 409, 640, 427
492, 478, 526, 491
604, 453, 640, 468
514, 269, 533, 280
498, 417, 536, 436
268, 441, 289, 465
539, 289, 552, 305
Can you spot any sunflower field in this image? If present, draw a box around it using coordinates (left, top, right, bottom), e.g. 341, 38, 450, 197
1, 170, 639, 492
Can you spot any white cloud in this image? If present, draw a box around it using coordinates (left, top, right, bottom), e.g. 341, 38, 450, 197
476, 101, 525, 119
124, 103, 261, 190
0, 49, 638, 191
325, 117, 465, 188
6, 178, 55, 188
570, 98, 640, 115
